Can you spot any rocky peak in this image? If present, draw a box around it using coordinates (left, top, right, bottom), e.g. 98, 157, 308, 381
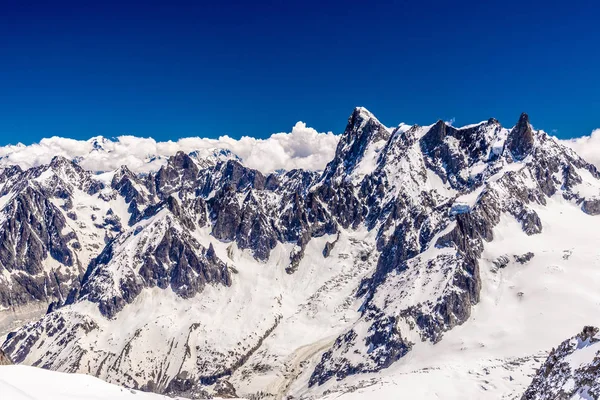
0, 164, 22, 178
418, 118, 501, 189
343, 106, 389, 146
580, 326, 600, 341
44, 155, 93, 192
206, 242, 217, 262
111, 165, 135, 183
153, 152, 200, 198
48, 155, 84, 177
323, 107, 390, 180
49, 155, 71, 167
219, 159, 266, 191
188, 148, 241, 169
0, 165, 23, 194
420, 120, 452, 154
506, 112, 535, 161
171, 151, 198, 171
111, 166, 141, 194
27, 156, 95, 199
88, 135, 109, 151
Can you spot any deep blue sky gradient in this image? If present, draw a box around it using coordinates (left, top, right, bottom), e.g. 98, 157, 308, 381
0, 0, 598, 144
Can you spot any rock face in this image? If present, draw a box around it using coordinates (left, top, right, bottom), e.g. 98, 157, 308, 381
322, 107, 391, 180
80, 218, 231, 319
0, 159, 112, 312
514, 252, 535, 264
214, 379, 238, 398
493, 255, 510, 269
1, 108, 600, 398
522, 326, 600, 400
0, 349, 12, 365
582, 198, 600, 215
506, 113, 535, 161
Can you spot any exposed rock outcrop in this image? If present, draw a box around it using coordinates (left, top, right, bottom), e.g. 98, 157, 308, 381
514, 252, 535, 264
582, 198, 600, 215
0, 349, 12, 365
522, 326, 600, 400
506, 112, 535, 161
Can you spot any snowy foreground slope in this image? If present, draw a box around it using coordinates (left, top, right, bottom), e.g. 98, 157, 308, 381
2, 107, 600, 399
0, 365, 180, 400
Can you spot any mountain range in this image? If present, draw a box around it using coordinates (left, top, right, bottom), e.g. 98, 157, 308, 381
1, 107, 600, 399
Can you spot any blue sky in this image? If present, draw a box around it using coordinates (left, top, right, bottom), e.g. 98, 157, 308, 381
0, 0, 598, 145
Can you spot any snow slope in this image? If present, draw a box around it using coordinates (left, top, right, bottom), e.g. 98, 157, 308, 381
0, 365, 178, 400
291, 196, 600, 399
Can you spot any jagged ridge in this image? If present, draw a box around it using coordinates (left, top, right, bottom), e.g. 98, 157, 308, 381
1, 108, 599, 399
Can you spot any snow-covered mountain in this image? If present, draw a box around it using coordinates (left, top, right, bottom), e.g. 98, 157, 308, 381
522, 326, 600, 400
2, 107, 600, 399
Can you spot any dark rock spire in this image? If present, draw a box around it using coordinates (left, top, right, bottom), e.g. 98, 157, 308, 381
506, 112, 535, 160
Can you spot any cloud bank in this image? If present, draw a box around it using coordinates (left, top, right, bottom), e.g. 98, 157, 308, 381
0, 122, 340, 174
2, 119, 599, 176
560, 129, 600, 169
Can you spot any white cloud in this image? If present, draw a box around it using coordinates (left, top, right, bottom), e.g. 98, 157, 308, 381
5, 117, 596, 177
560, 129, 600, 169
0, 122, 340, 175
